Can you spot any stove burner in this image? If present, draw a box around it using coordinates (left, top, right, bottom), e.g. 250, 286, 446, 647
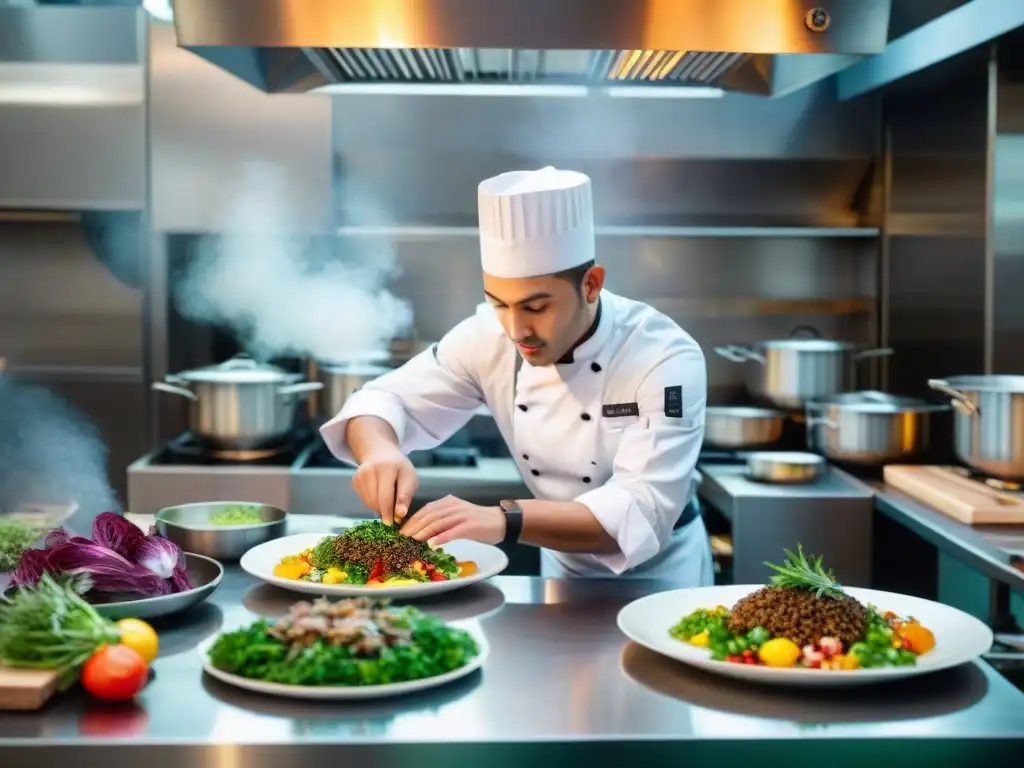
151, 432, 310, 466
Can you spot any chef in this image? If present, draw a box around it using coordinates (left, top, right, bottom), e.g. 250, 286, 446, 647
321, 166, 712, 585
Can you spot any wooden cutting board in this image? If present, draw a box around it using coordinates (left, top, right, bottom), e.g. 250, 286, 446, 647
883, 465, 1024, 525
0, 665, 61, 710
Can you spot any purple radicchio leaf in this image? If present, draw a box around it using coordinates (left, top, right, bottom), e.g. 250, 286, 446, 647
91, 511, 146, 561
139, 528, 194, 592
43, 540, 171, 596
45, 527, 70, 549
10, 548, 49, 589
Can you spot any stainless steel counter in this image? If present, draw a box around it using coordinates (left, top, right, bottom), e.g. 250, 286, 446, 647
2, 564, 1024, 765
871, 482, 1024, 594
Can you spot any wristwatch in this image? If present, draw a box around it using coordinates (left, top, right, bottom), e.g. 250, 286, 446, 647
498, 499, 524, 545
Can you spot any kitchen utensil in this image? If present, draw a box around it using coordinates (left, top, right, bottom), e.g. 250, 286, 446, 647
155, 501, 288, 560
90, 553, 225, 620
805, 391, 950, 465
883, 465, 1024, 525
240, 532, 509, 598
703, 406, 786, 449
0, 665, 60, 710
745, 451, 825, 484
313, 361, 393, 419
715, 326, 892, 411
197, 628, 489, 700
151, 355, 322, 450
617, 585, 994, 687
927, 376, 1024, 481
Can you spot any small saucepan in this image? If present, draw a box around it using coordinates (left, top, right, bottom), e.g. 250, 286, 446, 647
745, 451, 825, 484
704, 406, 786, 449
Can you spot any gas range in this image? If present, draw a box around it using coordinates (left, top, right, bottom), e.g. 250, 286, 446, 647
126, 431, 528, 516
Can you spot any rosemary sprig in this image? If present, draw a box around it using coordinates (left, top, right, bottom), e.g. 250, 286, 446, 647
764, 544, 846, 600
0, 573, 120, 689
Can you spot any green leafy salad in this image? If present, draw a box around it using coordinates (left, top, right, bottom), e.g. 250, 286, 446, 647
207, 596, 480, 686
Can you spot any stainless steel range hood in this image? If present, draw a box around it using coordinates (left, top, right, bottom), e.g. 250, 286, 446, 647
170, 0, 891, 97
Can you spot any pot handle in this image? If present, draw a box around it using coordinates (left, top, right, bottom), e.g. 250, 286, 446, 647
151, 381, 198, 401
789, 325, 821, 339
854, 347, 894, 361
278, 381, 324, 397
927, 379, 979, 416
713, 345, 765, 364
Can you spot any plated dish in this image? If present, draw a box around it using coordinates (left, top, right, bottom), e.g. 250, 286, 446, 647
617, 546, 994, 687
240, 525, 508, 597
200, 596, 487, 699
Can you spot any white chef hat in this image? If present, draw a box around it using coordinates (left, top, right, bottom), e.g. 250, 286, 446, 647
477, 166, 595, 279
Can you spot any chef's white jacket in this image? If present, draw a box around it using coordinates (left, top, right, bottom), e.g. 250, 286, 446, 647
321, 290, 713, 585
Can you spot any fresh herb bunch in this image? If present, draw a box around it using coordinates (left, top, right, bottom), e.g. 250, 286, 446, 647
0, 572, 120, 688
208, 608, 479, 686
765, 544, 846, 600
0, 520, 45, 572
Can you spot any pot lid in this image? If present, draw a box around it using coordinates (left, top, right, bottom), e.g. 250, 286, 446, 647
172, 355, 297, 384
759, 338, 857, 352
934, 375, 1024, 393
813, 391, 948, 413
319, 362, 393, 376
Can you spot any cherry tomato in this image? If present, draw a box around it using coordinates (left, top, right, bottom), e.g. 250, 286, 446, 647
429, 570, 448, 582
81, 645, 149, 703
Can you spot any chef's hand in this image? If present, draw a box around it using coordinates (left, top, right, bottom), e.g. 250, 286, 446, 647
351, 447, 418, 526
400, 495, 505, 547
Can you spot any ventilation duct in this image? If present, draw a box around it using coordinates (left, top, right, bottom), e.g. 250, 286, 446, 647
169, 0, 891, 97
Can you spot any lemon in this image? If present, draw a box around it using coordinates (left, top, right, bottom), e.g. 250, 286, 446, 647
115, 618, 159, 663
757, 637, 801, 668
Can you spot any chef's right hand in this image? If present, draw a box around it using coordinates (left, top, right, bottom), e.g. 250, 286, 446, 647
351, 447, 419, 526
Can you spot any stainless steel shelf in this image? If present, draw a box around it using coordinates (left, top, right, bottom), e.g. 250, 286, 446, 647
336, 225, 880, 239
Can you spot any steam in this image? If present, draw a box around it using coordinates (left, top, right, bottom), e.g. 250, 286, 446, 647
174, 161, 413, 363
0, 377, 119, 520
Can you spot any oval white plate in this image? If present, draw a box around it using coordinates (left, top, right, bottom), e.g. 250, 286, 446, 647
240, 532, 508, 598
617, 585, 994, 687
197, 625, 488, 700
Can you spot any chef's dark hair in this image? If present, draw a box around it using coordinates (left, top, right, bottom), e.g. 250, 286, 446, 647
552, 260, 595, 292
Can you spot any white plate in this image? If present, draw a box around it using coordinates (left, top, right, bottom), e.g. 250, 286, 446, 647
239, 532, 508, 598
617, 585, 994, 687
197, 624, 488, 700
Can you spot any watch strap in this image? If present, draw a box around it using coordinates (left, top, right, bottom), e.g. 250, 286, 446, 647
499, 499, 524, 545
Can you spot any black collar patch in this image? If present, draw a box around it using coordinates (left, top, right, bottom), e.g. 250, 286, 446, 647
602, 402, 639, 418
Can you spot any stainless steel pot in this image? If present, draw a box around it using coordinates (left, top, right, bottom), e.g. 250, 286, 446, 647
806, 391, 950, 465
715, 327, 893, 411
704, 406, 786, 449
155, 501, 288, 560
928, 376, 1024, 480
745, 451, 825, 484
152, 355, 322, 449
315, 361, 393, 419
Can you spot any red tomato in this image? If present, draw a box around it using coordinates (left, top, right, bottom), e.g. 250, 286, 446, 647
429, 570, 448, 582
368, 560, 384, 581
81, 645, 149, 703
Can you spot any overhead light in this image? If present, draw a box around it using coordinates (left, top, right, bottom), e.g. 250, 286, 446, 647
314, 83, 589, 98
314, 83, 725, 99
604, 86, 724, 99
143, 0, 174, 23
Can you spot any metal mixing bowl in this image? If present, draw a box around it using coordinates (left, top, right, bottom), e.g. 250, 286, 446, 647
155, 501, 288, 560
